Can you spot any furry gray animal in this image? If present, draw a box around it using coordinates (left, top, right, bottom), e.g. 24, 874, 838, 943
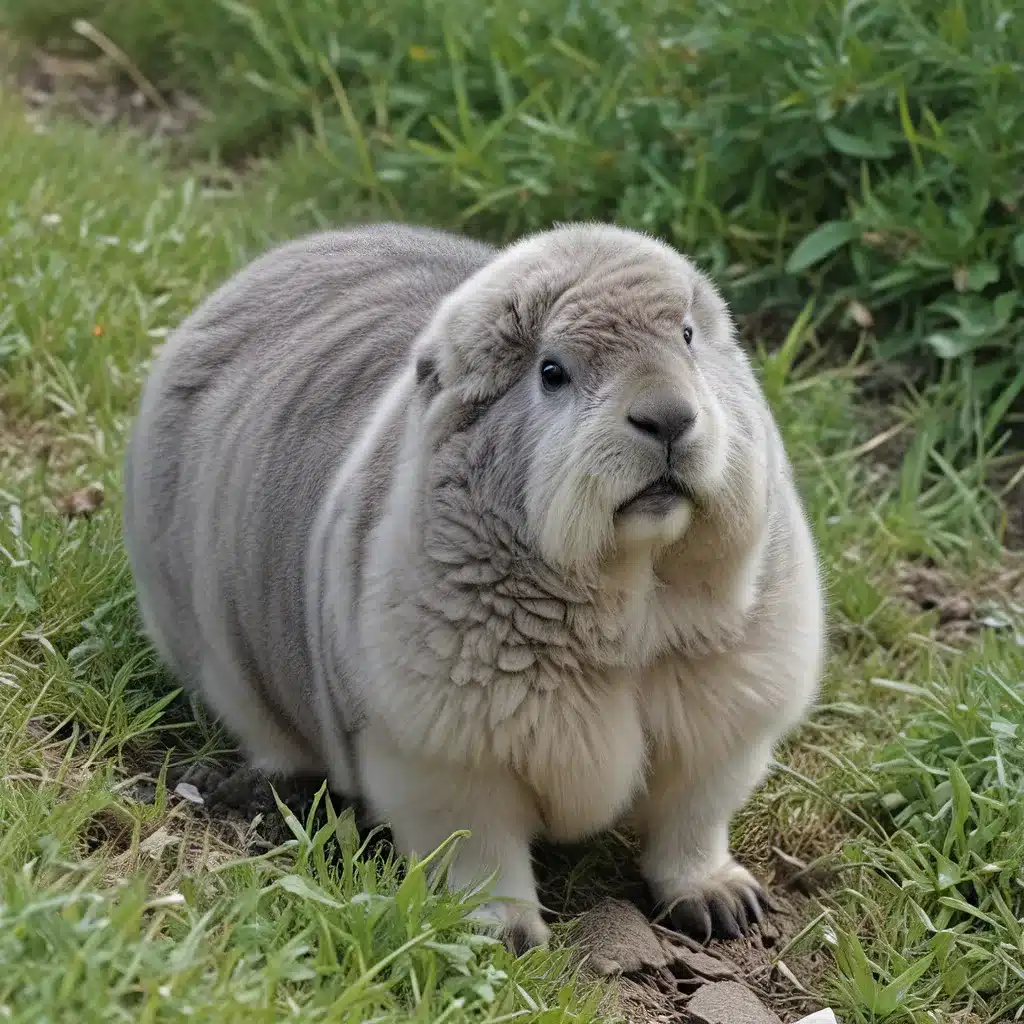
123, 221, 825, 954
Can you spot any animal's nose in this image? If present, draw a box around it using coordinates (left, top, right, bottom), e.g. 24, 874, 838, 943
627, 388, 698, 449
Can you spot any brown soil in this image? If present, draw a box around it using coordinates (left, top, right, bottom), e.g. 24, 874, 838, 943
894, 558, 1024, 646
6, 36, 207, 144
537, 840, 829, 1023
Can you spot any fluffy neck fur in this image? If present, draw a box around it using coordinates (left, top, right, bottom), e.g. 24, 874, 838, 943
374, 388, 776, 679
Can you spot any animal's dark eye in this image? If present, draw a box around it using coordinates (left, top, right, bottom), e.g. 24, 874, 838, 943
540, 361, 568, 392
683, 325, 694, 346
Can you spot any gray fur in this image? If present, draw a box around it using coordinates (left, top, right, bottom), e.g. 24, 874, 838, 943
123, 221, 825, 949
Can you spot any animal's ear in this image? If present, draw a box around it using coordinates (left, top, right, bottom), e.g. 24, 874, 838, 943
415, 350, 442, 404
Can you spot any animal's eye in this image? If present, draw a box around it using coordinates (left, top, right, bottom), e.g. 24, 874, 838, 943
540, 360, 568, 392
683, 324, 694, 346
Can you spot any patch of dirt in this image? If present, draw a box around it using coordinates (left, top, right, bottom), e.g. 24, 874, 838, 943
532, 824, 834, 1023
11, 721, 272, 890
17, 718, 97, 788
53, 483, 105, 519
895, 558, 1024, 646
1000, 470, 1024, 551
3, 33, 207, 147
0, 408, 92, 484
561, 892, 827, 1024
0, 407, 119, 533
164, 757, 371, 851
99, 794, 274, 891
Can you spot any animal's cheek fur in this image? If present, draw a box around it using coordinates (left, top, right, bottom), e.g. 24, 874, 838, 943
526, 449, 615, 570
685, 391, 731, 494
525, 420, 665, 571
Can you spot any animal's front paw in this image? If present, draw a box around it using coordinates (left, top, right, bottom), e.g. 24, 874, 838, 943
659, 860, 771, 944
468, 902, 551, 956
504, 914, 552, 956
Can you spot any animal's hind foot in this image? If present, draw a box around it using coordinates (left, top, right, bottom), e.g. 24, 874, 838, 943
173, 761, 327, 820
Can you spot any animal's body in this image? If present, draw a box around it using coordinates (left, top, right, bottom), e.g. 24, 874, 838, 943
123, 222, 825, 952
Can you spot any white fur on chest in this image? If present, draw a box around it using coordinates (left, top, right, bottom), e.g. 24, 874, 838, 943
356, 529, 771, 844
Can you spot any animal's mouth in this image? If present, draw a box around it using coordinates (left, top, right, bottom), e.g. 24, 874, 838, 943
615, 475, 695, 517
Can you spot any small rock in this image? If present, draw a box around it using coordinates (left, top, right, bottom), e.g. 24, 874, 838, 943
567, 898, 667, 976
671, 946, 738, 982
174, 782, 205, 805
686, 981, 781, 1024
847, 300, 874, 329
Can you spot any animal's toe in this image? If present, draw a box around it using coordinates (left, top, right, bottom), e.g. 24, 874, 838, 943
707, 890, 745, 940
174, 762, 230, 799
669, 895, 713, 945
665, 866, 773, 944
737, 878, 769, 925
174, 762, 277, 817
208, 765, 269, 811
503, 916, 551, 957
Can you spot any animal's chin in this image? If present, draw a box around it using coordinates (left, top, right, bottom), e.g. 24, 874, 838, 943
615, 475, 696, 519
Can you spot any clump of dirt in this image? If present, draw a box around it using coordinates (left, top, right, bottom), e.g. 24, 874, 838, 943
11, 720, 273, 890
3, 33, 207, 145
0, 408, 94, 489
560, 891, 827, 1024
54, 484, 105, 519
895, 559, 1024, 646
532, 833, 831, 1022
164, 759, 335, 846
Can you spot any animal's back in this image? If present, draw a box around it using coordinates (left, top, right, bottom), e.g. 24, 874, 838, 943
122, 224, 495, 765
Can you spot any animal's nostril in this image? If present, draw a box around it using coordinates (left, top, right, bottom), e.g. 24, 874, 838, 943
627, 392, 698, 446
627, 412, 664, 439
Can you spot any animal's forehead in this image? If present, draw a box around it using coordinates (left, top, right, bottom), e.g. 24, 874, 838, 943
552, 273, 691, 334
511, 256, 695, 349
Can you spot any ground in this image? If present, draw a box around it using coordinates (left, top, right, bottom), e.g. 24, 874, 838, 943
1, 19, 1023, 1024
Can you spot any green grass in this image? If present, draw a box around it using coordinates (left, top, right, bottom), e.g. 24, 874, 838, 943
0, 20, 1023, 1023
822, 641, 1024, 1018
3, 0, 1024, 445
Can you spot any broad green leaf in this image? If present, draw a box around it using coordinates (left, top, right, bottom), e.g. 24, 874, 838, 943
824, 123, 894, 159
876, 952, 936, 1015
963, 262, 1000, 291
943, 763, 973, 857
925, 332, 974, 359
15, 575, 38, 614
942, 961, 969, 997
786, 221, 859, 273
993, 289, 1020, 326
273, 874, 345, 909
933, 852, 962, 890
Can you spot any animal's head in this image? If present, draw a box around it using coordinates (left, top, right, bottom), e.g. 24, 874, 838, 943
413, 223, 773, 576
